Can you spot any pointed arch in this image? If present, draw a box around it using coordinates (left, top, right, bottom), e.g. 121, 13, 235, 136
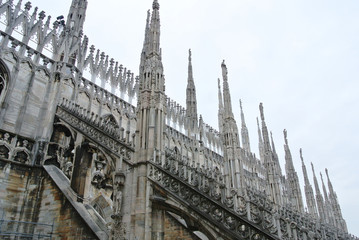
0, 59, 10, 104
102, 113, 119, 130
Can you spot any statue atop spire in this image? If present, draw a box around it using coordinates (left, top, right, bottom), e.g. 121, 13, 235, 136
139, 0, 163, 91
221, 60, 228, 81
140, 0, 161, 61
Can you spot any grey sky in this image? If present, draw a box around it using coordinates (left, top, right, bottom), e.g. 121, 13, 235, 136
29, 0, 359, 235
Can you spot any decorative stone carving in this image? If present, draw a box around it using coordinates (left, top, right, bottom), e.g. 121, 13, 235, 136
56, 105, 134, 160
111, 170, 126, 240
0, 131, 33, 164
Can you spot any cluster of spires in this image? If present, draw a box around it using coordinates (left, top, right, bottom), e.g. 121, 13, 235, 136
186, 47, 347, 229
176, 10, 347, 231
5, 0, 348, 233
47, 0, 350, 231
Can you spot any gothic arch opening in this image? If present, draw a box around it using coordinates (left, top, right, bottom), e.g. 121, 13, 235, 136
152, 195, 219, 240
0, 60, 9, 104
45, 122, 75, 175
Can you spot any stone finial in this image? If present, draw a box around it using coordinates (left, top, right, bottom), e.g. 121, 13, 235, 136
45, 16, 51, 27
39, 11, 46, 20
189, 49, 192, 62
100, 52, 106, 60
89, 45, 95, 54
53, 20, 59, 29
24, 1, 32, 11
31, 7, 38, 19
153, 0, 160, 10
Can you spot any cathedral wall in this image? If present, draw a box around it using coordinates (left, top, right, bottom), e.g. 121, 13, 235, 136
0, 160, 98, 239
0, 53, 53, 139
164, 212, 201, 240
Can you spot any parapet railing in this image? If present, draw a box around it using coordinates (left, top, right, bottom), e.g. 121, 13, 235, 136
148, 147, 359, 240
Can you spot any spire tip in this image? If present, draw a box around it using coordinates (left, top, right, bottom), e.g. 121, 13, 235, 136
283, 129, 288, 145
259, 103, 265, 121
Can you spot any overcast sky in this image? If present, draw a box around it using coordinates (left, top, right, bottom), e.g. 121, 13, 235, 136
28, 0, 359, 235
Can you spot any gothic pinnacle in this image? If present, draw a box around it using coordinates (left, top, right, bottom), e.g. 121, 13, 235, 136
147, 0, 161, 56
186, 48, 198, 127
221, 60, 234, 119
187, 49, 193, 82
